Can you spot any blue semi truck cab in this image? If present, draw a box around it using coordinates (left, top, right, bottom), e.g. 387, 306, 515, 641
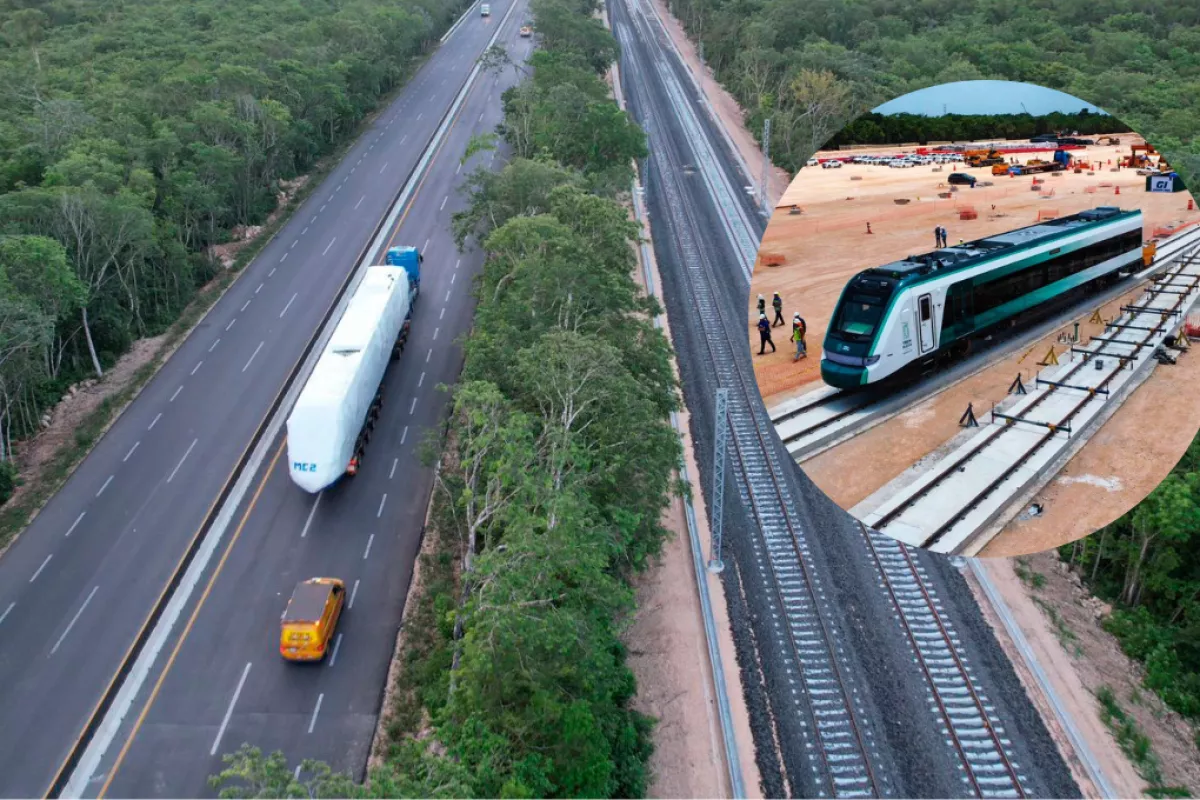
385, 246, 422, 303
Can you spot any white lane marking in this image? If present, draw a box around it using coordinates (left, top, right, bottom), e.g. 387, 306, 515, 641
455, 258, 460, 270
417, 113, 423, 121
96, 476, 114, 497
380, 162, 389, 175
409, 398, 417, 415
209, 339, 220, 353
400, 135, 407, 144
290, 240, 297, 250
281, 252, 288, 263
192, 360, 203, 375
479, 112, 484, 122
243, 341, 264, 372
300, 493, 322, 539
456, 161, 462, 174
450, 272, 456, 285
418, 372, 425, 387
351, 166, 356, 174
0, 602, 13, 626
269, 267, 276, 277
440, 307, 445, 320
123, 441, 140, 462
349, 580, 360, 609
389, 458, 398, 479
256, 283, 263, 294
51, 586, 98, 655
401, 426, 408, 445
310, 215, 317, 224
65, 512, 85, 537
441, 78, 446, 85
377, 494, 387, 518
440, 195, 448, 211
335, 184, 342, 193
308, 694, 324, 733
294, 765, 302, 781
170, 386, 183, 402
423, 238, 430, 251
59, 7, 519, 784
328, 633, 343, 667
445, 290, 450, 303
425, 348, 431, 363
210, 662, 252, 756
148, 412, 162, 430
357, 157, 362, 165
242, 299, 252, 312
323, 237, 336, 255
321, 203, 327, 213
433, 327, 439, 340
355, 195, 365, 210
30, 554, 52, 583
363, 534, 375, 559
167, 438, 199, 483
226, 319, 236, 332
280, 293, 298, 318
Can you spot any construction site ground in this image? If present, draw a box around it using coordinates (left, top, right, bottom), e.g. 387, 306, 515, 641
749, 137, 1200, 555
969, 553, 1200, 797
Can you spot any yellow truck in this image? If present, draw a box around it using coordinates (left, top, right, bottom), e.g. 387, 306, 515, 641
280, 578, 346, 662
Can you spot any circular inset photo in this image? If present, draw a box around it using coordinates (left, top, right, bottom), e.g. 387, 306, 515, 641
750, 80, 1200, 558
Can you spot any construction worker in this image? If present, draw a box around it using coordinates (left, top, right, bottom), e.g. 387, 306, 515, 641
772, 292, 784, 327
792, 313, 807, 360
933, 226, 941, 248
757, 312, 775, 355
757, 294, 766, 318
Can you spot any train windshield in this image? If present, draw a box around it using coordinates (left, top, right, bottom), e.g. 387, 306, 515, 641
831, 292, 886, 341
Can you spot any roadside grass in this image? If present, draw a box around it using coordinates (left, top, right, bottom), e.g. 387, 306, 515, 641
1013, 557, 1047, 590
1096, 685, 1192, 797
1031, 596, 1083, 658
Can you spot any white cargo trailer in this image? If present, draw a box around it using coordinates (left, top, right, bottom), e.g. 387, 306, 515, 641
287, 265, 416, 492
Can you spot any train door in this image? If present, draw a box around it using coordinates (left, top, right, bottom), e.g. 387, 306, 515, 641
917, 294, 936, 354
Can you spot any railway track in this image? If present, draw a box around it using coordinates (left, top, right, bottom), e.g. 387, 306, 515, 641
857, 522, 1027, 798
613, 0, 1045, 795
616, 19, 889, 798
868, 239, 1200, 552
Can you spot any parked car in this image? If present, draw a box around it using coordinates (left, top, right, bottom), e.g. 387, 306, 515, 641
806, 157, 819, 167
822, 159, 843, 168
947, 172, 977, 186
520, 25, 533, 36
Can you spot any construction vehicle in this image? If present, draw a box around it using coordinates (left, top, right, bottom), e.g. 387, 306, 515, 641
286, 246, 421, 492
1123, 143, 1157, 169
964, 148, 1005, 168
1101, 136, 1121, 146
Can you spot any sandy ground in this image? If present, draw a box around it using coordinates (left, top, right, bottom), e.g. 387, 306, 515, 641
750, 137, 1199, 403
645, 0, 790, 208
968, 554, 1200, 797
626, 194, 764, 800
980, 331, 1200, 556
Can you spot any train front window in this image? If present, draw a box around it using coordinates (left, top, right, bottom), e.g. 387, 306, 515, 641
833, 293, 885, 340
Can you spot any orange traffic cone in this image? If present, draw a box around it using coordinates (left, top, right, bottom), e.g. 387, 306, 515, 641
1115, 186, 1120, 195
1189, 198, 1194, 211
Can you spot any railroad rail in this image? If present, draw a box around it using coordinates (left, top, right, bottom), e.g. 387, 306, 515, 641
866, 239, 1200, 553
614, 0, 1040, 795
857, 523, 1028, 798
615, 16, 889, 797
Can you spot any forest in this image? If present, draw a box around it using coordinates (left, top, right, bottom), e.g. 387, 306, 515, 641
662, 0, 1200, 182
0, 0, 471, 505
827, 110, 1129, 147
1059, 436, 1200, 726
210, 0, 675, 796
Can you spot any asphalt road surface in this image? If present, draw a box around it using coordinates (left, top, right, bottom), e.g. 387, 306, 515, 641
0, 2, 529, 796
609, 0, 1082, 796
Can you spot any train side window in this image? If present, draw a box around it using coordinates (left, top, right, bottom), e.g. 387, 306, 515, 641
920, 297, 931, 321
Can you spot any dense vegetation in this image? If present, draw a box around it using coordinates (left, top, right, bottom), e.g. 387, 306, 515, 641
1060, 436, 1200, 725
828, 110, 1129, 147
0, 0, 470, 504
211, 0, 677, 796
664, 0, 1200, 181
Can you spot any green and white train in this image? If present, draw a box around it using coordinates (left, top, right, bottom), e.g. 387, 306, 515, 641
821, 206, 1146, 389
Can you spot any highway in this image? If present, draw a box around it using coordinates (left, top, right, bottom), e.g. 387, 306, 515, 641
608, 0, 1083, 795
0, 1, 529, 796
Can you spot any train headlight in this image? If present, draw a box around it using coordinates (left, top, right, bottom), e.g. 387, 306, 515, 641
865, 355, 881, 366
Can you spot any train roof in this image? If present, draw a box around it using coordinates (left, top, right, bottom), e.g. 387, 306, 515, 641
861, 207, 1140, 283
